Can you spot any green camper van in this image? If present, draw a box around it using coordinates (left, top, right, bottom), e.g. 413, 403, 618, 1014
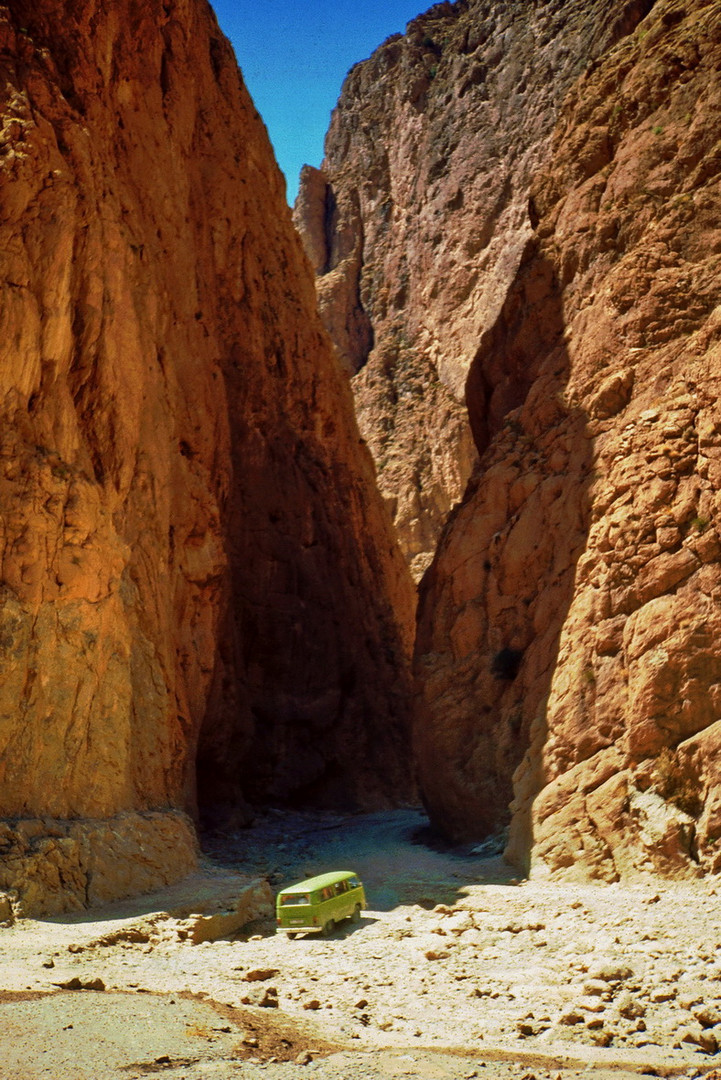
276, 870, 366, 937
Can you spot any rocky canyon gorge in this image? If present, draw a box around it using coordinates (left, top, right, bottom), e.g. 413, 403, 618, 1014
0, 0, 415, 915
3, 0, 721, 920
298, 0, 721, 883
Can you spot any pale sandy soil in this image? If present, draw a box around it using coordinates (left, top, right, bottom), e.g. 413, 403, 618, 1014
1, 809, 720, 1080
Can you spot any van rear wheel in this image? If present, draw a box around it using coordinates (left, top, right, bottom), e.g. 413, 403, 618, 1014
323, 919, 335, 937
286, 932, 297, 940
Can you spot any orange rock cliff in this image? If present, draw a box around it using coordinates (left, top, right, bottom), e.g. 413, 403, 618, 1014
415, 0, 721, 881
0, 0, 415, 914
295, 0, 655, 580
299, 0, 721, 882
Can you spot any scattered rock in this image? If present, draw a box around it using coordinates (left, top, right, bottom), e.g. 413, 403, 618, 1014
243, 968, 280, 983
588, 963, 633, 984
54, 977, 106, 991
695, 1005, 721, 1028
617, 993, 646, 1020
558, 1009, 585, 1026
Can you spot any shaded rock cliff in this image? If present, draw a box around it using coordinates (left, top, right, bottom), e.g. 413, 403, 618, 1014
294, 0, 654, 579
416, 0, 721, 880
0, 0, 415, 913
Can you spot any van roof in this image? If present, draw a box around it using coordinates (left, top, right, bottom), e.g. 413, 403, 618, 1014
279, 870, 360, 894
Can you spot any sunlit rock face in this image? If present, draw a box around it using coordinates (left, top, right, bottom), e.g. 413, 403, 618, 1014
295, 0, 654, 579
416, 0, 721, 881
0, 0, 415, 913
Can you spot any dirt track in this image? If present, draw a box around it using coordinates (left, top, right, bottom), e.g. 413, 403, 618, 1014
1, 809, 720, 1079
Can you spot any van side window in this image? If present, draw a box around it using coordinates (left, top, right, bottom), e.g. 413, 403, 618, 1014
334, 881, 347, 895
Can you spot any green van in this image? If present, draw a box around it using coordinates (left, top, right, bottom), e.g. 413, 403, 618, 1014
276, 870, 366, 937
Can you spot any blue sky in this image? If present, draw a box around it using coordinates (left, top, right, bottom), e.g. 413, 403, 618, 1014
210, 1, 426, 205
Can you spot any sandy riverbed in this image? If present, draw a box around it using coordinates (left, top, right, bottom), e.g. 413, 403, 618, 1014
1, 809, 720, 1079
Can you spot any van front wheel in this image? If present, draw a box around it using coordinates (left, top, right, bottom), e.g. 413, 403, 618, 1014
351, 904, 361, 923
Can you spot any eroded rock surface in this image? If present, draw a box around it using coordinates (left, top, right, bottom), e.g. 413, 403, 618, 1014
0, 812, 198, 917
0, 0, 415, 913
415, 0, 721, 880
295, 0, 654, 578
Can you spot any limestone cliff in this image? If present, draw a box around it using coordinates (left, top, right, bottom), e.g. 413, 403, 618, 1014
295, 0, 654, 578
0, 0, 415, 914
416, 0, 721, 881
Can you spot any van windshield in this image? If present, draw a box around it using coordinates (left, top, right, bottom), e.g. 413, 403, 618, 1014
280, 893, 310, 906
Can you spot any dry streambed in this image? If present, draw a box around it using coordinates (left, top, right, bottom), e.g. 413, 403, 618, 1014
1, 810, 721, 1079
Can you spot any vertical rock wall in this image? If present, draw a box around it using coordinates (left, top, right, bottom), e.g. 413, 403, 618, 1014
416, 0, 721, 881
295, 0, 654, 578
0, 0, 415, 912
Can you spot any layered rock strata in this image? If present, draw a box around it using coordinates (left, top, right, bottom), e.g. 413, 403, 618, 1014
295, 0, 654, 578
416, 0, 721, 880
0, 0, 415, 913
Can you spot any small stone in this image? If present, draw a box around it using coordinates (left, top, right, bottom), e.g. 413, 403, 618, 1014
244, 968, 279, 982
698, 1030, 719, 1054
695, 1005, 721, 1028
588, 962, 633, 983
354, 998, 369, 1009
303, 999, 321, 1011
425, 948, 450, 960
558, 1009, 585, 1025
582, 979, 609, 996
617, 992, 645, 1020
676, 1024, 707, 1049
650, 986, 676, 1003
295, 1051, 313, 1065
577, 995, 605, 1013
259, 987, 278, 1008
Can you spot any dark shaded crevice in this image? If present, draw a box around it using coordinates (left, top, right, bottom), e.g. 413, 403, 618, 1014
415, 244, 592, 854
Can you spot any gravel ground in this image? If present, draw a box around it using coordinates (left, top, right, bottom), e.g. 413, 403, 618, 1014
1, 809, 721, 1079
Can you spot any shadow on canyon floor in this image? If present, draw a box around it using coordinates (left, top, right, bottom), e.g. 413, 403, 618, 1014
201, 807, 518, 913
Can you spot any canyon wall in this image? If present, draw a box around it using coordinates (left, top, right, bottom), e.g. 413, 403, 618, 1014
0, 0, 415, 914
295, 0, 654, 578
416, 0, 721, 881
